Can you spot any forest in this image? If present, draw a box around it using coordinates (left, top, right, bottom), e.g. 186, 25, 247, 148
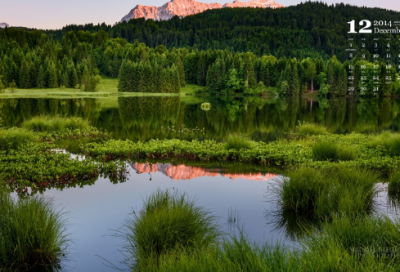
0, 2, 399, 96
43, 2, 400, 61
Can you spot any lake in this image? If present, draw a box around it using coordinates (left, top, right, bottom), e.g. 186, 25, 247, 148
4, 95, 400, 271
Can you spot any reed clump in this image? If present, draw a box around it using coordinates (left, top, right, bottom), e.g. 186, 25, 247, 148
22, 116, 89, 132
120, 189, 220, 265
369, 132, 400, 156
277, 166, 378, 218
312, 141, 357, 161
0, 184, 69, 270
224, 134, 255, 151
0, 127, 37, 150
296, 121, 328, 135
388, 171, 400, 195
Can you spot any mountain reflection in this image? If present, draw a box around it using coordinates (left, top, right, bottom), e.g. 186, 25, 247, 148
131, 163, 276, 181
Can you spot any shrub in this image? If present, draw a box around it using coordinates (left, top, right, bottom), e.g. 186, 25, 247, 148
0, 127, 37, 150
0, 185, 69, 270
22, 116, 89, 132
120, 189, 220, 264
224, 134, 255, 151
296, 122, 328, 135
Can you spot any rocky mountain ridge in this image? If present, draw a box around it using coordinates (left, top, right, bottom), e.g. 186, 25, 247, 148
121, 0, 284, 22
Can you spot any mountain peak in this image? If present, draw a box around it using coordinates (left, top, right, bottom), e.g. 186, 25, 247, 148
0, 22, 9, 28
121, 0, 284, 22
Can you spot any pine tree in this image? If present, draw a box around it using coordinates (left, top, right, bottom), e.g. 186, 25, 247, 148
47, 63, 58, 88
175, 56, 185, 87
37, 65, 45, 88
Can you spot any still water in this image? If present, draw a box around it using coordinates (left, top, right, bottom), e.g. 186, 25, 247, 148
1, 95, 399, 141
4, 95, 400, 270
40, 163, 281, 271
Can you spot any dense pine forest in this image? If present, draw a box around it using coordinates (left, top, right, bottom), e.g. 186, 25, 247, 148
44, 2, 400, 61
0, 1, 399, 96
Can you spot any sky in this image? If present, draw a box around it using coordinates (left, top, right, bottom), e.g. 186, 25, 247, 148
0, 0, 399, 30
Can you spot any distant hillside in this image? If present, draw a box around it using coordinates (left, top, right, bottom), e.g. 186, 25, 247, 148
0, 23, 9, 28
31, 2, 400, 60
121, 0, 283, 22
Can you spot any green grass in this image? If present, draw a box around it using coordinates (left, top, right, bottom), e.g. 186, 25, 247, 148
0, 127, 37, 150
278, 166, 378, 217
224, 134, 255, 151
0, 184, 69, 270
22, 116, 90, 132
388, 171, 400, 195
312, 141, 356, 161
369, 132, 400, 156
296, 122, 328, 135
180, 84, 206, 94
119, 189, 220, 265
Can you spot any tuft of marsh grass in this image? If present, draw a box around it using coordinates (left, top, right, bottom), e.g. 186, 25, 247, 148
296, 121, 328, 135
136, 226, 400, 272
278, 168, 324, 213
0, 184, 69, 270
369, 132, 400, 156
277, 166, 379, 218
22, 116, 89, 132
0, 127, 37, 150
119, 189, 220, 264
388, 171, 400, 195
312, 141, 356, 161
224, 134, 255, 151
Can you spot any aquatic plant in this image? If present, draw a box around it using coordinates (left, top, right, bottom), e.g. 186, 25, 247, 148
277, 166, 378, 218
22, 116, 89, 132
224, 134, 255, 151
0, 127, 37, 151
200, 102, 211, 111
369, 132, 400, 156
296, 121, 328, 135
388, 171, 400, 195
0, 184, 69, 270
133, 219, 400, 272
119, 189, 220, 264
312, 141, 356, 161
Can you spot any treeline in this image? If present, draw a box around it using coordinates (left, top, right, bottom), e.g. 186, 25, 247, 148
0, 28, 104, 91
1, 24, 399, 96
44, 2, 400, 62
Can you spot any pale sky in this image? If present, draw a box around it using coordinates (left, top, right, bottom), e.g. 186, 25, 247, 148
0, 0, 399, 30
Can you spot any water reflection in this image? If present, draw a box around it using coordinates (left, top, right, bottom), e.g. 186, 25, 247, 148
1, 96, 399, 141
131, 162, 277, 181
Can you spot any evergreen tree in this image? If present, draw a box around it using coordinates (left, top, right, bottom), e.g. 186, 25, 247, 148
175, 56, 185, 87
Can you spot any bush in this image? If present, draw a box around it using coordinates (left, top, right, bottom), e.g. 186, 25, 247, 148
224, 134, 255, 151
0, 184, 69, 270
296, 122, 328, 135
0, 127, 37, 150
120, 189, 220, 264
22, 116, 89, 132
